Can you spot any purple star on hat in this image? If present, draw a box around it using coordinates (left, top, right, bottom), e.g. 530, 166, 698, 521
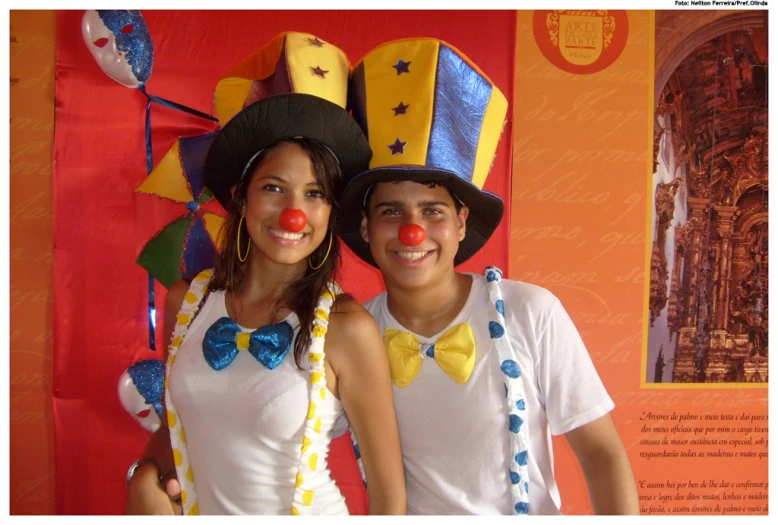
388, 138, 407, 155
392, 102, 409, 115
311, 66, 329, 78
392, 58, 411, 75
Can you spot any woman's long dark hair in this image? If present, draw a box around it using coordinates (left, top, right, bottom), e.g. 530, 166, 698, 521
209, 137, 345, 369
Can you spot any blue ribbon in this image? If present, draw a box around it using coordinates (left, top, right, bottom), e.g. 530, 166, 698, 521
138, 85, 218, 350
203, 317, 294, 371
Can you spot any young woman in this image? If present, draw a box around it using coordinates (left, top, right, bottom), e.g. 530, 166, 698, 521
125, 33, 405, 515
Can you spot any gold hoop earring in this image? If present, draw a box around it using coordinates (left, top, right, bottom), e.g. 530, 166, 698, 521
309, 230, 333, 270
237, 216, 250, 263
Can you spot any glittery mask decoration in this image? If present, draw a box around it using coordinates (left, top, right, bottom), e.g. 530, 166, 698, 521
97, 10, 153, 85
127, 358, 165, 419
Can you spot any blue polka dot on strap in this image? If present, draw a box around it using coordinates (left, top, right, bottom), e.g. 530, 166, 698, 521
509, 414, 524, 433
525, 482, 529, 494
504, 383, 508, 398
516, 399, 526, 410
510, 471, 520, 484
489, 321, 505, 338
501, 359, 521, 378
495, 299, 504, 316
515, 501, 529, 514
487, 270, 498, 282
353, 443, 361, 459
515, 450, 528, 466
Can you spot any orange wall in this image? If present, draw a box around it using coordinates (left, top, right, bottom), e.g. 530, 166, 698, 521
9, 10, 57, 515
512, 11, 767, 515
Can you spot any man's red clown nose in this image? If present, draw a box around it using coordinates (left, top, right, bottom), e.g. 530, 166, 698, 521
279, 209, 307, 232
399, 223, 426, 246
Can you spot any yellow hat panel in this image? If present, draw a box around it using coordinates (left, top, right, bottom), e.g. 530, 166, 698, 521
286, 32, 349, 109
358, 39, 440, 170
471, 89, 509, 190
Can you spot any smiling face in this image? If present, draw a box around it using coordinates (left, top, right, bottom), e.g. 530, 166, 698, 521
241, 142, 333, 268
361, 181, 469, 291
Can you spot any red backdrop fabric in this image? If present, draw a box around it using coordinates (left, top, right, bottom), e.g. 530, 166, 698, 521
53, 10, 514, 514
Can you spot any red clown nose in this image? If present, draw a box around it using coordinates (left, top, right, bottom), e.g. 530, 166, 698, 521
279, 209, 307, 233
398, 223, 426, 246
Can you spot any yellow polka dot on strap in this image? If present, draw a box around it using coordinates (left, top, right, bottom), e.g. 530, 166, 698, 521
180, 490, 187, 504
167, 411, 177, 428
179, 427, 186, 443
187, 503, 199, 515
314, 418, 322, 434
307, 402, 316, 420
309, 352, 324, 363
302, 436, 312, 453
186, 465, 194, 483
313, 326, 327, 338
295, 473, 304, 488
184, 291, 198, 304
319, 388, 326, 400
173, 448, 183, 467
315, 308, 328, 320
303, 490, 314, 506
172, 335, 183, 347
176, 313, 191, 326
310, 372, 323, 384
291, 506, 300, 515
309, 453, 318, 471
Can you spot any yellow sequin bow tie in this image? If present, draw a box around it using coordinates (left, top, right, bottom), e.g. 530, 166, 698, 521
384, 323, 475, 388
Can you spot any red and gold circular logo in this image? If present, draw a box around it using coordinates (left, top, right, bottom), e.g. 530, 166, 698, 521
533, 10, 629, 75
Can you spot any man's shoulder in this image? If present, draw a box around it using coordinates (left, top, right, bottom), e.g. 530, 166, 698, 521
488, 276, 558, 309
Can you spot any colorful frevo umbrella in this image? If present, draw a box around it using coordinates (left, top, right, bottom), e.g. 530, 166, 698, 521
135, 131, 226, 288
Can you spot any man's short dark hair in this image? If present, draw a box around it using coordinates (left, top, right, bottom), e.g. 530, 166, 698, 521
363, 180, 464, 215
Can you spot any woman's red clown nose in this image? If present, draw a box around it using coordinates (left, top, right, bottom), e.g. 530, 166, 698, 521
280, 208, 307, 232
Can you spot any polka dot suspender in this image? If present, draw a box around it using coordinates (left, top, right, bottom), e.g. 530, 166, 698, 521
484, 266, 530, 514
163, 269, 212, 515
162, 269, 343, 515
290, 282, 341, 515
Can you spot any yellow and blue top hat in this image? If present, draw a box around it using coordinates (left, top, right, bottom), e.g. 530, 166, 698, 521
339, 37, 508, 267
203, 32, 372, 212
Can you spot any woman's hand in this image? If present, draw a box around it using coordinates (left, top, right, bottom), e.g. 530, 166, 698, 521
126, 463, 182, 515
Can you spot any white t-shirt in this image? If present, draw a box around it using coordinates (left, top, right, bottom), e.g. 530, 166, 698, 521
363, 273, 614, 515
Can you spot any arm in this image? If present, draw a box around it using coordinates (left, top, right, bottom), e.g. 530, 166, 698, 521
125, 279, 190, 515
564, 413, 640, 515
326, 299, 406, 515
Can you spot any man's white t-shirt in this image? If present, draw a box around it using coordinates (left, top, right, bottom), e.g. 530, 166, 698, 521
363, 273, 615, 515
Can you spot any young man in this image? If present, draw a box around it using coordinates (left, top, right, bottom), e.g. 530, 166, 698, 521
337, 37, 640, 515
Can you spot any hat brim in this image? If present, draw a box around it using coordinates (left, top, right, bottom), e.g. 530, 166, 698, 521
339, 166, 504, 267
203, 93, 371, 211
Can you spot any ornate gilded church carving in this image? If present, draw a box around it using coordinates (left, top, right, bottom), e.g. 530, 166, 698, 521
649, 25, 767, 384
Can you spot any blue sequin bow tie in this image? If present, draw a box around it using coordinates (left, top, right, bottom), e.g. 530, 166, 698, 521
202, 317, 294, 371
